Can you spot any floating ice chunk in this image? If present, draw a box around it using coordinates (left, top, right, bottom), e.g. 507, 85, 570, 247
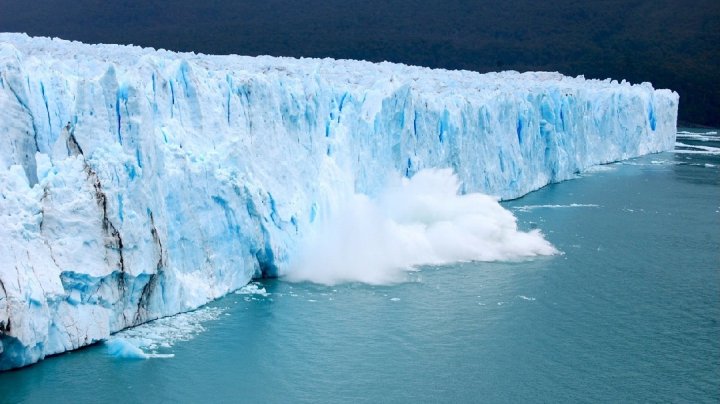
106, 338, 149, 360
112, 307, 224, 353
235, 282, 270, 297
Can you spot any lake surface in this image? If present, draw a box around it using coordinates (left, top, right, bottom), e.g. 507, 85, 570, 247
1, 129, 718, 403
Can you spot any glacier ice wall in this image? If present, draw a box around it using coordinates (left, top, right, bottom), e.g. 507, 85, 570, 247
0, 33, 677, 370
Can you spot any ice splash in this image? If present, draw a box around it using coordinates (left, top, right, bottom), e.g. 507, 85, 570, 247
235, 282, 270, 297
107, 307, 225, 359
286, 169, 557, 285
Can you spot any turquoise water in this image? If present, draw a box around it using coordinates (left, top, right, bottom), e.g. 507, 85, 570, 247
1, 129, 718, 403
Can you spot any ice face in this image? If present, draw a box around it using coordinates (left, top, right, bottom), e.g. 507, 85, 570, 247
0, 33, 678, 370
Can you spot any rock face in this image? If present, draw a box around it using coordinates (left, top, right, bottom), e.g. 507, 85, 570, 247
0, 33, 677, 370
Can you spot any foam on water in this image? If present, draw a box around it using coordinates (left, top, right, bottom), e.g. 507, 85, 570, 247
111, 307, 225, 354
285, 169, 557, 285
672, 149, 720, 155
674, 142, 720, 154
650, 159, 678, 165
677, 130, 718, 141
513, 204, 600, 212
582, 165, 617, 173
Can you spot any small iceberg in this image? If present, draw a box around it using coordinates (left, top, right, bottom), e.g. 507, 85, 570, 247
105, 338, 174, 360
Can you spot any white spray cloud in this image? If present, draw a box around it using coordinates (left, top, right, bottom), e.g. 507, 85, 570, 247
286, 169, 558, 285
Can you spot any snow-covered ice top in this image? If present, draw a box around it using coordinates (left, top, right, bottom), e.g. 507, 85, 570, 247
0, 33, 677, 370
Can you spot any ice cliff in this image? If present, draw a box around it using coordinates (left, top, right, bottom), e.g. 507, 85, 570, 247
0, 33, 678, 370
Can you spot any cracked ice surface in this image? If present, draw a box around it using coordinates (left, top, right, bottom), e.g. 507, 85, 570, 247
0, 33, 677, 369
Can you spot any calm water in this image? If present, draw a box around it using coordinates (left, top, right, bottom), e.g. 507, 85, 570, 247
1, 129, 718, 403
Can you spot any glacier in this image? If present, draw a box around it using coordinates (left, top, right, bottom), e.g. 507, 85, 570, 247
0, 33, 677, 370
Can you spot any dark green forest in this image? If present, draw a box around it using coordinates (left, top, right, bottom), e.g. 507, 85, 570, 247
1, 0, 717, 126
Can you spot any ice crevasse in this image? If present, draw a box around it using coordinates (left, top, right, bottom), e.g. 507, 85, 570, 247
0, 33, 678, 370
